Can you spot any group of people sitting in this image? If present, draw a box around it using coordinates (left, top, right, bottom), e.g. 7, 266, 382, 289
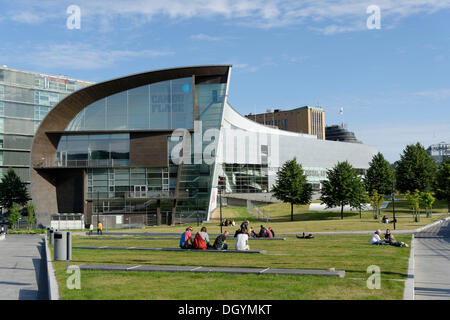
179, 226, 230, 251
178, 220, 275, 251
220, 219, 236, 227
370, 229, 409, 247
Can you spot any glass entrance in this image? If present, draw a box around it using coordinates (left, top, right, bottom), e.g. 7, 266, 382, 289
134, 185, 147, 198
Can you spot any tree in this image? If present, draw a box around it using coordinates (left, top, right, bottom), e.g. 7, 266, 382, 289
320, 161, 362, 220
364, 152, 395, 195
368, 190, 384, 220
395, 143, 437, 193
435, 157, 450, 212
272, 158, 312, 221
351, 176, 368, 219
420, 192, 435, 218
0, 168, 29, 211
26, 202, 36, 230
406, 190, 421, 222
8, 203, 21, 229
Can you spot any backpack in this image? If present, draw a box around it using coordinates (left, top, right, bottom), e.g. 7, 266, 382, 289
193, 232, 207, 250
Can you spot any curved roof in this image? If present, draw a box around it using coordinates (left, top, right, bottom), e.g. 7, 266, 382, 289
31, 65, 231, 166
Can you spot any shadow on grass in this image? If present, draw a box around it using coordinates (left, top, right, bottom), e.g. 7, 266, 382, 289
270, 211, 362, 222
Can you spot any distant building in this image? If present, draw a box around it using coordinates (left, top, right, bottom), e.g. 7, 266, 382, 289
245, 106, 325, 140
0, 66, 93, 188
427, 142, 450, 164
325, 124, 362, 144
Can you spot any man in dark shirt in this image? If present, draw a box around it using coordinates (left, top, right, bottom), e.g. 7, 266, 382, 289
213, 231, 229, 250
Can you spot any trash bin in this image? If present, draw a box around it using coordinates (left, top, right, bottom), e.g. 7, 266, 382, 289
54, 231, 67, 261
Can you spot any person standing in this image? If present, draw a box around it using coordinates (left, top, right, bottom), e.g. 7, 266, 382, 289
89, 224, 94, 236
97, 221, 103, 235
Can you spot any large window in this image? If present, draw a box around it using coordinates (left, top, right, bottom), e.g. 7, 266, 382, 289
66, 77, 194, 131
55, 133, 130, 167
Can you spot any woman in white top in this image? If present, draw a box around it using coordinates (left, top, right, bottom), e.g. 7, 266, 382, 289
235, 231, 250, 251
370, 230, 386, 245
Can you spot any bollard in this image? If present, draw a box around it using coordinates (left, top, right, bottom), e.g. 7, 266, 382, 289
66, 231, 72, 261
49, 228, 55, 245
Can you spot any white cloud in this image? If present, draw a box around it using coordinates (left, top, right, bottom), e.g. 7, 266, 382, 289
415, 88, 450, 100
23, 43, 174, 69
190, 33, 224, 41
10, 11, 46, 24
7, 0, 450, 33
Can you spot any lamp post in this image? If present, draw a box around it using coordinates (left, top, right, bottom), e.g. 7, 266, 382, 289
392, 179, 396, 230
218, 176, 225, 234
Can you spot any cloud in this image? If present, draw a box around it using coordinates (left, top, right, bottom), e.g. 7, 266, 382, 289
10, 11, 46, 24
22, 43, 174, 69
6, 0, 450, 34
190, 33, 225, 41
415, 88, 450, 100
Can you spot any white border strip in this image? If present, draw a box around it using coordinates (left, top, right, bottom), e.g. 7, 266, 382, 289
403, 234, 415, 300
44, 236, 60, 300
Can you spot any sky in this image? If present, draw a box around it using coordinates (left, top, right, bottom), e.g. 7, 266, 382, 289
0, 0, 449, 163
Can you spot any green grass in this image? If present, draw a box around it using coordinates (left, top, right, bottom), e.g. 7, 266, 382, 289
6, 228, 46, 234
53, 233, 412, 300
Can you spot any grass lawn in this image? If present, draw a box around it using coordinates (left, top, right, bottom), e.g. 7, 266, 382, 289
99, 203, 447, 235
53, 233, 412, 300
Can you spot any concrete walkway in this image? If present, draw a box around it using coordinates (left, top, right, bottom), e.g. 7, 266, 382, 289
414, 219, 450, 300
0, 235, 48, 300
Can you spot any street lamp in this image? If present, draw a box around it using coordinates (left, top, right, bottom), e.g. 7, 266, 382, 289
392, 179, 396, 230
218, 176, 225, 234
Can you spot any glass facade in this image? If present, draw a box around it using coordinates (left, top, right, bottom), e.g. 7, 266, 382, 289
0, 66, 92, 184
66, 77, 194, 131
221, 163, 269, 193
82, 80, 227, 221
55, 134, 130, 167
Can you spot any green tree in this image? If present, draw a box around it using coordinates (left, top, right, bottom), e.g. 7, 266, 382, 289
406, 190, 421, 222
351, 176, 368, 219
0, 168, 29, 210
420, 192, 435, 218
272, 158, 312, 221
435, 157, 450, 212
8, 203, 21, 229
320, 161, 362, 220
368, 190, 384, 220
364, 152, 395, 195
395, 143, 437, 193
26, 202, 36, 230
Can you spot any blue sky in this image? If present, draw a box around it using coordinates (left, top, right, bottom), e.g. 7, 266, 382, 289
1, 0, 449, 163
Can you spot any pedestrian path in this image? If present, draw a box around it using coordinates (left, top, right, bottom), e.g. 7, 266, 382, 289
414, 219, 450, 300
79, 264, 345, 278
0, 235, 47, 300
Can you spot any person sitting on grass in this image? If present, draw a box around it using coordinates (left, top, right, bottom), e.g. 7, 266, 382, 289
297, 232, 314, 239
240, 220, 249, 231
179, 226, 193, 249
382, 215, 389, 224
384, 229, 409, 247
258, 225, 268, 237
370, 230, 387, 245
249, 227, 258, 238
235, 228, 250, 251
268, 227, 275, 237
193, 227, 212, 250
213, 231, 229, 250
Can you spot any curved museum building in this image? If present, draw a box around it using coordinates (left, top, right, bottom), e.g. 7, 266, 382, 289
31, 65, 378, 226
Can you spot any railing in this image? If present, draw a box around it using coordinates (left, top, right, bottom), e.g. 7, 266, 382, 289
33, 158, 130, 168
